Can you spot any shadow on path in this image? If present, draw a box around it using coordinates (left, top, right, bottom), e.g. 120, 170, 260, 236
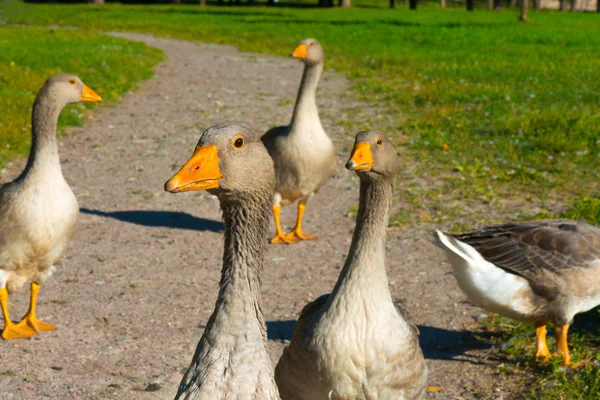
81, 208, 223, 232
267, 320, 492, 363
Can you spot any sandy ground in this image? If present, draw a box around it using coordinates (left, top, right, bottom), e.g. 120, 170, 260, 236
0, 34, 517, 399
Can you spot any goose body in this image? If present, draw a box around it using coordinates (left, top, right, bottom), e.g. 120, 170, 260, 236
275, 131, 427, 400
262, 38, 335, 244
0, 164, 78, 292
165, 125, 280, 400
434, 219, 600, 364
0, 74, 101, 340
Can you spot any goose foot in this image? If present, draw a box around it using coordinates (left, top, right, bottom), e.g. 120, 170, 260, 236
16, 315, 57, 334
571, 359, 592, 369
270, 204, 298, 244
555, 324, 571, 366
285, 230, 317, 241
535, 321, 550, 360
271, 234, 299, 245
2, 322, 36, 340
0, 288, 36, 340
14, 283, 57, 334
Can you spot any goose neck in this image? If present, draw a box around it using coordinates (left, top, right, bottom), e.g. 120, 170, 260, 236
23, 91, 63, 176
206, 193, 271, 339
332, 177, 395, 294
290, 60, 323, 130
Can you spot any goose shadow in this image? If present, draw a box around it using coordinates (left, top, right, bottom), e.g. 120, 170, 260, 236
267, 320, 492, 363
81, 208, 223, 232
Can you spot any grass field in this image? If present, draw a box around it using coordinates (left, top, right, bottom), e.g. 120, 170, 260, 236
3, 1, 600, 227
0, 24, 162, 168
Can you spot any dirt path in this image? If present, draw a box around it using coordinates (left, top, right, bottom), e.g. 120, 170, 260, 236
1, 33, 515, 399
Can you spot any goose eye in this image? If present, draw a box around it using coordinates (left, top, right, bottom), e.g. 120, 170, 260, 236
69, 79, 76, 85
309, 42, 314, 46
233, 137, 244, 149
376, 139, 383, 146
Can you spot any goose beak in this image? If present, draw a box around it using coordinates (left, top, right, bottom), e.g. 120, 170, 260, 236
80, 84, 102, 103
291, 43, 308, 59
165, 145, 223, 193
346, 142, 374, 171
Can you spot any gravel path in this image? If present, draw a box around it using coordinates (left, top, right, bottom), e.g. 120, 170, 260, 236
1, 33, 516, 399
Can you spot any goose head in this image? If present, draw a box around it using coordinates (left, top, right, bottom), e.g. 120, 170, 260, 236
164, 124, 276, 201
291, 38, 324, 66
345, 130, 398, 181
41, 74, 102, 107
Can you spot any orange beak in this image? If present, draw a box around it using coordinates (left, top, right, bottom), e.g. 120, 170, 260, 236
292, 43, 308, 59
80, 84, 102, 103
346, 142, 374, 171
164, 145, 223, 193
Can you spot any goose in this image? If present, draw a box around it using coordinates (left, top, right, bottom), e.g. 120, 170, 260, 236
434, 220, 600, 366
262, 38, 336, 244
0, 74, 101, 340
165, 124, 281, 400
275, 131, 428, 400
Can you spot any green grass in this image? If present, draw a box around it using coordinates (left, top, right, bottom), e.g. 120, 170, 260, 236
530, 195, 600, 226
6, 2, 600, 225
3, 1, 600, 226
480, 314, 600, 399
0, 24, 162, 168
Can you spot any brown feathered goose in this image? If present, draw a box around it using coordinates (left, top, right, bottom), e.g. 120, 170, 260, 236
0, 74, 101, 340
165, 124, 281, 400
275, 131, 428, 400
434, 220, 600, 365
262, 38, 336, 244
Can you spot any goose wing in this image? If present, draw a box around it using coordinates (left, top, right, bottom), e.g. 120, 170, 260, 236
452, 219, 600, 280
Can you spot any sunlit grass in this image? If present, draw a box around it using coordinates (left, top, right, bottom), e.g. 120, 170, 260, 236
0, 25, 162, 168
480, 314, 600, 399
2, 1, 600, 225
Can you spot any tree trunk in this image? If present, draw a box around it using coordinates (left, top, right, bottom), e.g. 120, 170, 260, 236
440, 0, 446, 8
200, 0, 206, 5
510, 0, 517, 7
534, 0, 540, 11
520, 0, 528, 20
409, 0, 417, 9
597, 0, 600, 12
171, 0, 182, 4
390, 0, 397, 7
559, 0, 568, 10
92, 0, 104, 4
570, 0, 577, 10
339, 0, 351, 6
466, 0, 474, 10
488, 0, 494, 8
494, 0, 501, 10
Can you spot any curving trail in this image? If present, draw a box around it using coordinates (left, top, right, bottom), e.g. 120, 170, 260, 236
1, 33, 513, 399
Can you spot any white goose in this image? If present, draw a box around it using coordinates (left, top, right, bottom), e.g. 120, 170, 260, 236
262, 38, 336, 244
275, 131, 428, 400
0, 74, 101, 340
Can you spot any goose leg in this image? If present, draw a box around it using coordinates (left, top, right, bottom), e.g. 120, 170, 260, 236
0, 288, 35, 340
285, 202, 317, 241
554, 324, 571, 366
15, 283, 57, 334
270, 204, 298, 244
535, 321, 550, 360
